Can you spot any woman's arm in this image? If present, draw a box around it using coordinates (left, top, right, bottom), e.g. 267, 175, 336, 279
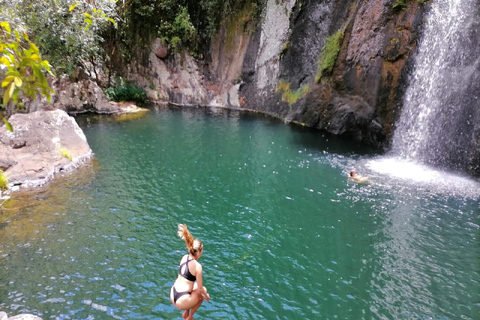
195, 263, 210, 301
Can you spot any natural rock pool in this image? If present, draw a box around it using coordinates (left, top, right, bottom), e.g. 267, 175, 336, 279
1, 108, 479, 319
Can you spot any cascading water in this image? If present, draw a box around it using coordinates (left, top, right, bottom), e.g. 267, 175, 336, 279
390, 0, 480, 176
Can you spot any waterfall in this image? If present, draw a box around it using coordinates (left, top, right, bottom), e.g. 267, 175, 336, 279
391, 0, 480, 175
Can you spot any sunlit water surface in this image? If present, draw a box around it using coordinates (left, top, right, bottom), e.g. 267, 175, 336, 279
1, 108, 479, 320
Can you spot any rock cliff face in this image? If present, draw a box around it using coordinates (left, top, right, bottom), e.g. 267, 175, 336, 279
238, 0, 426, 149
125, 0, 426, 151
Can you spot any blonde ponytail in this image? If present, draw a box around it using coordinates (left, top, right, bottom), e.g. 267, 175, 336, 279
177, 224, 203, 256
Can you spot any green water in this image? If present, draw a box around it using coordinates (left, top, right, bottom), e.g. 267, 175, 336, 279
0, 108, 479, 320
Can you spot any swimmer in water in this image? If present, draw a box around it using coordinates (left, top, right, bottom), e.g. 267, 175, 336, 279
349, 170, 369, 183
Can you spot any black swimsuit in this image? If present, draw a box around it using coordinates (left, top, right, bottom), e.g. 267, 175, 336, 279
172, 256, 196, 303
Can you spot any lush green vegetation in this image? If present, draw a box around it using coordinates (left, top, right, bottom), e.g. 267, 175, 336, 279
315, 29, 343, 83
104, 83, 148, 104
0, 0, 262, 117
1, 0, 262, 82
119, 0, 262, 57
0, 0, 117, 77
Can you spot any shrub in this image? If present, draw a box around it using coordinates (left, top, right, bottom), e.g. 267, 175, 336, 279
315, 30, 343, 83
0, 170, 8, 191
104, 83, 148, 104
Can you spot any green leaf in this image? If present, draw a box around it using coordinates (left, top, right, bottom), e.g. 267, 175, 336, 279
14, 30, 20, 42
8, 80, 15, 97
84, 19, 92, 31
3, 83, 12, 105
30, 54, 40, 61
13, 76, 22, 87
83, 13, 93, 19
0, 22, 11, 34
1, 76, 14, 87
22, 31, 29, 42
106, 17, 116, 25
29, 42, 39, 54
3, 118, 13, 132
12, 87, 19, 104
6, 69, 21, 77
0, 56, 10, 67
40, 60, 52, 71
69, 3, 79, 11
32, 65, 47, 87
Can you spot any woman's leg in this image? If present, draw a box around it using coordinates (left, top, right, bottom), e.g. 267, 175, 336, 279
186, 289, 205, 320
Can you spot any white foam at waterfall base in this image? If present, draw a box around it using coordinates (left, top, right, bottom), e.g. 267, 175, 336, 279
364, 157, 480, 198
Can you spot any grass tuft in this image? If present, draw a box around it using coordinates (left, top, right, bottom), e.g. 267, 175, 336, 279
0, 170, 8, 191
59, 146, 73, 161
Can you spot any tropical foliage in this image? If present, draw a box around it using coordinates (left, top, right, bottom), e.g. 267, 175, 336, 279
0, 0, 118, 76
0, 21, 54, 117
104, 83, 147, 104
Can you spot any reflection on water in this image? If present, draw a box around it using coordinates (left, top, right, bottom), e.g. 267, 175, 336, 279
0, 109, 479, 320
0, 161, 98, 246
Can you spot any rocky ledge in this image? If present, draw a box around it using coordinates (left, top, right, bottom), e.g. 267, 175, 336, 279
0, 311, 42, 320
0, 109, 93, 192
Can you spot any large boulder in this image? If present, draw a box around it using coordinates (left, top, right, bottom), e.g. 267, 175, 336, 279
0, 109, 93, 190
150, 38, 168, 59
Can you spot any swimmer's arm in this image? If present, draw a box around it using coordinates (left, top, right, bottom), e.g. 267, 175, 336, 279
195, 264, 210, 301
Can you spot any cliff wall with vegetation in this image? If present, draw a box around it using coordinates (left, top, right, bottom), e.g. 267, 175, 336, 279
235, 0, 427, 150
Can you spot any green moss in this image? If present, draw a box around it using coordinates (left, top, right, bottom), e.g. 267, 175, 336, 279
0, 170, 8, 191
277, 81, 310, 106
59, 146, 73, 161
393, 0, 407, 10
315, 30, 343, 83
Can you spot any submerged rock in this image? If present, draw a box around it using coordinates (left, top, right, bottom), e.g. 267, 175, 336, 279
0, 109, 93, 190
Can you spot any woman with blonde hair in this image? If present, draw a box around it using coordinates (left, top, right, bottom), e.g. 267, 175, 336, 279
170, 224, 210, 320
